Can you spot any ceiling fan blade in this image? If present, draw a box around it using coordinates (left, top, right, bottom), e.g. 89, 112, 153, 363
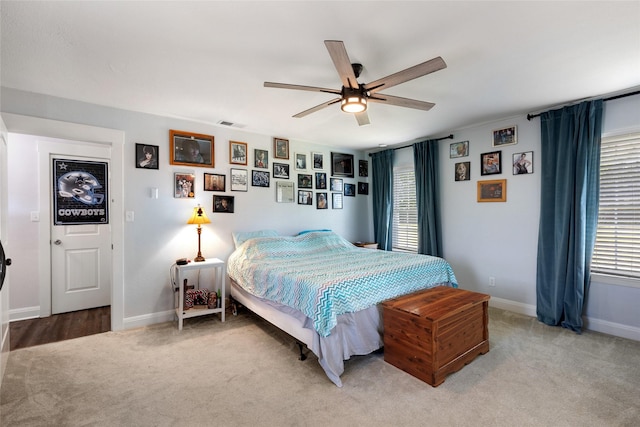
264, 82, 341, 95
324, 40, 359, 89
293, 98, 342, 118
364, 56, 447, 93
355, 111, 370, 126
368, 94, 435, 111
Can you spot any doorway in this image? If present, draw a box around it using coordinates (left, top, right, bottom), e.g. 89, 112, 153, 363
3, 113, 124, 331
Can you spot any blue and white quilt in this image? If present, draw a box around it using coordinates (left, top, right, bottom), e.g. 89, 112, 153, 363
227, 231, 458, 337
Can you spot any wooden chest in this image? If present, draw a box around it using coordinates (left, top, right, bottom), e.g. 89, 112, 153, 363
382, 286, 490, 387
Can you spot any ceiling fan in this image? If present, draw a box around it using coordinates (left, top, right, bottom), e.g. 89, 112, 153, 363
264, 40, 447, 126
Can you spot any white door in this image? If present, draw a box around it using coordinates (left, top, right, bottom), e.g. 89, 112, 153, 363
0, 116, 10, 386
51, 156, 111, 314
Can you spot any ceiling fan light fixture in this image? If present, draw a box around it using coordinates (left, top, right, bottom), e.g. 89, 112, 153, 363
341, 95, 367, 113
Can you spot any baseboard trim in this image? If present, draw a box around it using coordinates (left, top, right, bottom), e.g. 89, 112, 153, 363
489, 297, 639, 341
9, 306, 40, 322
123, 310, 175, 330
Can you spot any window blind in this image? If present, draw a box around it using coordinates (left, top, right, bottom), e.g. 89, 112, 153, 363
392, 166, 418, 252
592, 133, 640, 280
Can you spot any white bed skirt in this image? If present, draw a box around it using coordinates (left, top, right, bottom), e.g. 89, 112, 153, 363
230, 280, 384, 387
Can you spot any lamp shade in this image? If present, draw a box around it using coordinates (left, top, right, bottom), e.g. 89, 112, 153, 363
187, 205, 211, 225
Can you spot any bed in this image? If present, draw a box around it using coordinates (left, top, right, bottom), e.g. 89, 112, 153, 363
227, 230, 458, 387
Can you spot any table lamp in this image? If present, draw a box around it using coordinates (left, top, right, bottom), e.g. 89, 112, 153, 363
187, 204, 210, 262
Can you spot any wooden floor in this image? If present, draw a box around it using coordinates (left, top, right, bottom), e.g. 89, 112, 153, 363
10, 306, 111, 350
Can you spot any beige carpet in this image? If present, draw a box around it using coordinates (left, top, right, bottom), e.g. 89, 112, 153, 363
1, 307, 639, 426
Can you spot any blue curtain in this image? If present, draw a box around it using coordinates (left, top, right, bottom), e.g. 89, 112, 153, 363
536, 99, 603, 333
413, 139, 443, 256
371, 150, 394, 251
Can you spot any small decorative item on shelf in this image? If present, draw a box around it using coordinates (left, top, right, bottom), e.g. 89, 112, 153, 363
183, 279, 195, 309
217, 289, 222, 308
186, 288, 210, 309
207, 291, 217, 309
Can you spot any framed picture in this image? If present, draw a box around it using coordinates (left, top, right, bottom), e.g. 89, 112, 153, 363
481, 151, 502, 176
450, 140, 469, 158
455, 162, 471, 181
513, 151, 534, 175
297, 190, 313, 205
332, 192, 343, 209
135, 143, 159, 169
331, 152, 354, 178
359, 160, 368, 177
254, 149, 268, 169
213, 195, 234, 213
230, 168, 248, 191
477, 179, 507, 202
315, 172, 327, 189
330, 177, 343, 192
273, 162, 290, 179
276, 181, 295, 203
358, 182, 369, 195
170, 130, 214, 168
252, 170, 270, 187
492, 126, 517, 147
344, 183, 355, 196
204, 173, 225, 191
316, 192, 328, 209
312, 152, 324, 170
273, 137, 289, 159
295, 153, 307, 170
229, 141, 248, 165
174, 173, 195, 198
298, 173, 312, 189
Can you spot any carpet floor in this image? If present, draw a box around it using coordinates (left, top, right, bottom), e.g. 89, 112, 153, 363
1, 307, 639, 426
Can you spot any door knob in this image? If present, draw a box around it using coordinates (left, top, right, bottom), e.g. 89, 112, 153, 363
54, 239, 62, 245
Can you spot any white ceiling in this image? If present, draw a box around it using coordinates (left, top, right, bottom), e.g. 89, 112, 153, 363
2, 1, 639, 150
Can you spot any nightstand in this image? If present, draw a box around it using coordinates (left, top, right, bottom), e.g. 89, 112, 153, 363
173, 258, 225, 330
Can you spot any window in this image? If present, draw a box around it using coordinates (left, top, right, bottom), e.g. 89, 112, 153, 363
392, 166, 418, 252
592, 132, 640, 283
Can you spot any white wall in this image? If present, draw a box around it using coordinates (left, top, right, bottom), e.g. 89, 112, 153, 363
2, 87, 372, 327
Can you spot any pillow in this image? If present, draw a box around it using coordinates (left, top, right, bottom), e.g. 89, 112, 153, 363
297, 229, 332, 235
232, 230, 279, 248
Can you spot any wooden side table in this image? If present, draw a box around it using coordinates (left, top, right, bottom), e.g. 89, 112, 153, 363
173, 258, 225, 330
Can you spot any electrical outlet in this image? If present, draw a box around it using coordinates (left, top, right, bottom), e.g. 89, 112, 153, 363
489, 276, 496, 287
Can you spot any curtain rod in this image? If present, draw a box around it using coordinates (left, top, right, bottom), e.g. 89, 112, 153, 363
368, 134, 454, 156
526, 90, 640, 121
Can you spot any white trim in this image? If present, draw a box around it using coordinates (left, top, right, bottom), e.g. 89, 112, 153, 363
123, 310, 175, 330
8, 306, 40, 322
1, 113, 125, 331
591, 273, 640, 289
489, 297, 537, 317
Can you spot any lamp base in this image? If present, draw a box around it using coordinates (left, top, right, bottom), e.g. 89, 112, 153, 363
194, 255, 205, 262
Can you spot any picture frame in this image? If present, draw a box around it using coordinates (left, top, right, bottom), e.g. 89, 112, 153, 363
332, 192, 343, 209
316, 192, 328, 209
170, 130, 214, 168
273, 162, 290, 179
204, 173, 225, 191
276, 181, 295, 203
295, 153, 307, 170
481, 151, 502, 176
344, 183, 355, 196
297, 173, 312, 189
254, 148, 268, 169
358, 182, 369, 195
455, 161, 471, 181
513, 151, 534, 175
315, 172, 327, 189
230, 168, 248, 192
297, 190, 313, 205
331, 152, 355, 178
213, 195, 234, 213
312, 152, 324, 170
252, 170, 270, 187
174, 173, 195, 198
477, 179, 507, 202
330, 177, 343, 192
492, 126, 517, 147
273, 137, 289, 159
229, 141, 248, 165
449, 140, 469, 158
135, 143, 159, 169
359, 160, 368, 177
